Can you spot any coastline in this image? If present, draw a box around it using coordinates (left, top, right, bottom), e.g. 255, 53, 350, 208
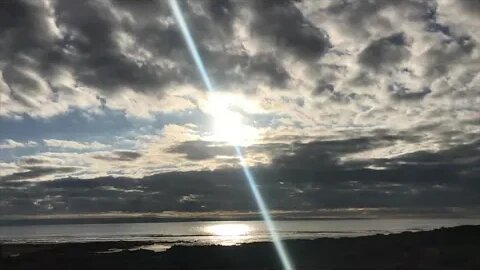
1, 225, 480, 269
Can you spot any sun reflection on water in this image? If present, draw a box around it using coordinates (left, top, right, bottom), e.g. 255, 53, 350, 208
204, 223, 252, 245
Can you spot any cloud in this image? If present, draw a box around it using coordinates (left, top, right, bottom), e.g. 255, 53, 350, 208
18, 156, 64, 166
358, 32, 411, 72
250, 0, 331, 60
1, 166, 79, 182
0, 138, 478, 215
0, 139, 37, 149
0, 0, 181, 118
168, 140, 236, 160
388, 83, 432, 101
92, 150, 142, 162
43, 139, 107, 150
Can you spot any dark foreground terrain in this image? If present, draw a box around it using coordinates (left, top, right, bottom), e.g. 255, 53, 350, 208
1, 225, 480, 270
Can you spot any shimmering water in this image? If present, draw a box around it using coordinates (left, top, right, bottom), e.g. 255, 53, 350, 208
1, 219, 478, 248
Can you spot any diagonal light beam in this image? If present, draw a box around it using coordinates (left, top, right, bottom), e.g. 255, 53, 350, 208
168, 1, 294, 269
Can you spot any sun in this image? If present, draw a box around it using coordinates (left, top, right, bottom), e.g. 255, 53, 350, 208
206, 93, 258, 146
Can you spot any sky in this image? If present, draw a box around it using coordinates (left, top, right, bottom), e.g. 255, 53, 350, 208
0, 0, 479, 219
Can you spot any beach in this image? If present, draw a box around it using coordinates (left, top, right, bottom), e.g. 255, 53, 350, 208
2, 225, 479, 269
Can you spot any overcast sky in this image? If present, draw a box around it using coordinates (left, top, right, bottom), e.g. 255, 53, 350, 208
0, 0, 479, 219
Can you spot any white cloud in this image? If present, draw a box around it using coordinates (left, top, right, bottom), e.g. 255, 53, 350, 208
0, 139, 38, 149
43, 139, 108, 150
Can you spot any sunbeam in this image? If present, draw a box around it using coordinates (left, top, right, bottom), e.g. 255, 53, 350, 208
168, 0, 294, 269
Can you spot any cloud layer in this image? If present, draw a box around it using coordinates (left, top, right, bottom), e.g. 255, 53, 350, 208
0, 0, 479, 218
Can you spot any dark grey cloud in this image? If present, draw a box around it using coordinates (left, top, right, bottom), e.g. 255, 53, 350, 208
93, 150, 142, 161
2, 66, 46, 109
1, 136, 478, 216
168, 140, 236, 160
1, 166, 78, 182
17, 156, 57, 165
313, 81, 360, 104
358, 32, 411, 72
18, 157, 46, 165
247, 54, 291, 88
0, 1, 54, 61
423, 35, 476, 78
259, 138, 479, 210
325, 0, 436, 37
388, 83, 432, 101
0, 170, 257, 214
202, 0, 235, 35
251, 0, 331, 60
54, 0, 179, 92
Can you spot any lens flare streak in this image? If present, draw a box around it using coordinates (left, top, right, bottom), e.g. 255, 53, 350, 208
168, 1, 294, 269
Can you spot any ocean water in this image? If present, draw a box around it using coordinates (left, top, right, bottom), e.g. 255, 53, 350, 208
0, 219, 479, 249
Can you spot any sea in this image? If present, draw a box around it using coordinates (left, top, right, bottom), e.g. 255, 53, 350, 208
1, 219, 479, 251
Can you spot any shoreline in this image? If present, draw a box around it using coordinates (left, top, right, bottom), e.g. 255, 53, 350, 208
1, 225, 480, 269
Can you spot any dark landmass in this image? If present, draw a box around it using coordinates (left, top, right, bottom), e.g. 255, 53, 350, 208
1, 225, 480, 269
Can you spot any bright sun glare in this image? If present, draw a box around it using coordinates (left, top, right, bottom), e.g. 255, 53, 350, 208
207, 93, 258, 146
205, 223, 251, 237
